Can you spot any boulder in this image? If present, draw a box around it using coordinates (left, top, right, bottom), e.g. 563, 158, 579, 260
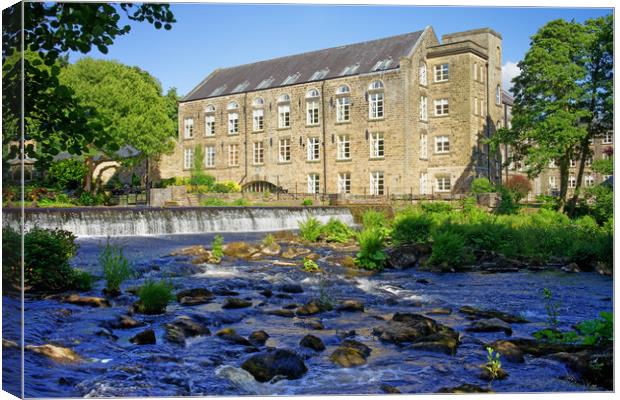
336, 300, 364, 312
241, 349, 308, 382
259, 289, 273, 298
191, 251, 221, 265
260, 243, 281, 256
223, 242, 261, 259
212, 288, 239, 296
2, 338, 19, 350
407, 332, 460, 355
170, 245, 209, 257
130, 329, 156, 345
459, 305, 528, 323
488, 340, 524, 363
467, 318, 513, 336
164, 316, 211, 345
281, 247, 311, 259
296, 319, 324, 330
299, 335, 325, 351
264, 309, 295, 318
330, 340, 371, 367
249, 330, 270, 346
480, 366, 509, 381
385, 244, 419, 269
380, 384, 401, 394
561, 262, 581, 273
547, 347, 612, 390
437, 384, 494, 393
296, 300, 329, 316
26, 344, 82, 363
279, 283, 303, 294
176, 288, 215, 306
426, 307, 452, 315
107, 315, 142, 329
327, 255, 357, 268
373, 313, 454, 344
216, 328, 253, 347
58, 294, 110, 308
222, 298, 252, 309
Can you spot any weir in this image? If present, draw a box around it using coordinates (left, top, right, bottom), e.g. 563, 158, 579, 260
2, 206, 354, 237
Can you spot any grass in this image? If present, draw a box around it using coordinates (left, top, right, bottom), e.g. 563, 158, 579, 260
298, 216, 323, 242
355, 228, 386, 270
136, 279, 175, 314
212, 234, 224, 260
99, 240, 132, 295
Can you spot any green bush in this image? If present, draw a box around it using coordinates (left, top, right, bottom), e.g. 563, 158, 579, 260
496, 186, 519, 215
78, 191, 107, 206
391, 212, 432, 245
361, 209, 388, 230
99, 240, 132, 295
302, 198, 313, 206
298, 217, 323, 242
583, 184, 613, 225
231, 198, 250, 206
303, 258, 320, 272
47, 158, 88, 190
212, 234, 224, 260
576, 311, 613, 346
190, 172, 215, 187
536, 194, 561, 211
2, 227, 84, 293
137, 279, 175, 314
471, 177, 495, 194
355, 228, 386, 270
428, 229, 473, 269
70, 269, 96, 291
420, 201, 453, 213
320, 218, 353, 243
201, 197, 227, 206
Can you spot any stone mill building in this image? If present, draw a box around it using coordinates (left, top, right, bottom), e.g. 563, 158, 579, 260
159, 26, 507, 195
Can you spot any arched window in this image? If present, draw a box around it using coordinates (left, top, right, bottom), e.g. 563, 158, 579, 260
252, 97, 264, 107
368, 80, 384, 90
419, 62, 427, 86
277, 94, 290, 103
336, 85, 350, 95
278, 94, 291, 128
205, 104, 216, 112
306, 88, 320, 98
227, 101, 239, 110
496, 85, 501, 105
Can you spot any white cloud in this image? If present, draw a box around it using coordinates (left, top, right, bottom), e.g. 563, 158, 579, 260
502, 61, 521, 93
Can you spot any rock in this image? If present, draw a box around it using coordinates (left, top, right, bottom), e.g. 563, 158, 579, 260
281, 247, 311, 259
275, 293, 293, 300
216, 328, 253, 347
296, 319, 324, 330
26, 344, 82, 363
488, 340, 524, 363
176, 288, 215, 306
328, 255, 357, 268
561, 262, 581, 273
296, 300, 326, 316
279, 283, 303, 294
467, 318, 512, 336
264, 309, 295, 318
336, 300, 364, 312
222, 298, 252, 309
259, 289, 273, 298
407, 332, 460, 355
380, 384, 401, 394
95, 328, 118, 341
459, 305, 528, 323
337, 330, 357, 339
299, 335, 325, 351
426, 307, 452, 315
3, 338, 19, 349
491, 338, 587, 358
212, 288, 239, 296
57, 294, 110, 308
480, 366, 509, 381
249, 330, 269, 346
107, 315, 142, 329
241, 349, 308, 382
260, 243, 281, 256
283, 303, 300, 310
130, 329, 156, 345
330, 340, 371, 368
437, 384, 494, 393
223, 242, 260, 259
165, 316, 210, 345
416, 278, 431, 284
305, 253, 320, 261
171, 245, 208, 257
191, 251, 221, 264
373, 313, 457, 346
385, 244, 419, 269
272, 260, 298, 266
547, 347, 612, 390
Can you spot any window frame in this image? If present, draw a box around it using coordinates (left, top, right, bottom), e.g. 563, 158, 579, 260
253, 141, 264, 165
278, 103, 291, 129
419, 96, 428, 121
204, 114, 215, 137
228, 144, 239, 166
434, 98, 449, 116
435, 135, 450, 154
369, 132, 385, 159
183, 118, 194, 139
434, 63, 449, 82
183, 147, 194, 169
370, 171, 385, 195
337, 172, 351, 194
204, 145, 215, 168
228, 112, 239, 135
307, 173, 320, 194
336, 96, 351, 122
337, 134, 351, 160
252, 108, 264, 132
435, 176, 451, 192
307, 137, 320, 161
278, 138, 291, 163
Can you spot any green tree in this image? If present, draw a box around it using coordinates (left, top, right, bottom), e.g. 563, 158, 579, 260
59, 58, 176, 191
490, 19, 590, 211
2, 3, 175, 169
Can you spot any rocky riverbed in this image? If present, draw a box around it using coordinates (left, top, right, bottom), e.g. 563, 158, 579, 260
2, 232, 613, 397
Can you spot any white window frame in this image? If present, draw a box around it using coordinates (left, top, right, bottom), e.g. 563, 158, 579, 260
549, 176, 557, 190
434, 63, 449, 82
253, 141, 264, 165
419, 63, 427, 86
306, 99, 320, 125
307, 137, 320, 161
183, 148, 194, 169
307, 173, 320, 194
228, 112, 239, 135
569, 175, 577, 188
252, 108, 264, 132
549, 159, 557, 168
337, 135, 350, 160
436, 176, 451, 192
205, 114, 215, 137
278, 138, 291, 163
338, 172, 351, 194
420, 96, 428, 121
204, 145, 215, 168
435, 135, 450, 154
420, 133, 428, 159
496, 85, 501, 105
184, 118, 194, 139
434, 99, 449, 116
369, 92, 384, 119
603, 132, 613, 144
336, 96, 350, 122
370, 171, 385, 195
419, 172, 428, 194
585, 175, 595, 187
228, 144, 238, 166
570, 159, 577, 167
278, 104, 290, 129
369, 132, 384, 158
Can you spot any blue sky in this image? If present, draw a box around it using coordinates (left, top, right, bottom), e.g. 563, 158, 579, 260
69, 4, 612, 96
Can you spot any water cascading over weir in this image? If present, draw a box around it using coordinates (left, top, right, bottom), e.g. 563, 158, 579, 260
2, 206, 355, 237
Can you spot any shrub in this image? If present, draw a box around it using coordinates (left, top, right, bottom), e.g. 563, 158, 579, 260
428, 229, 472, 269
577, 311, 613, 346
355, 228, 386, 270
137, 279, 175, 314
78, 191, 106, 206
231, 198, 250, 206
420, 201, 453, 213
391, 212, 432, 245
70, 269, 96, 291
583, 184, 613, 225
461, 196, 478, 214
201, 197, 227, 206
3, 227, 82, 293
261, 234, 275, 247
536, 194, 560, 211
190, 172, 215, 187
321, 218, 352, 243
298, 217, 323, 242
504, 175, 532, 203
99, 240, 132, 295
212, 234, 224, 260
47, 158, 87, 190
303, 258, 320, 272
361, 209, 388, 230
471, 177, 495, 194
302, 198, 313, 206
496, 186, 519, 215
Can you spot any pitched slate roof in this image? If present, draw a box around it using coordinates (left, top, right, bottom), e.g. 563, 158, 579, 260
182, 29, 427, 102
